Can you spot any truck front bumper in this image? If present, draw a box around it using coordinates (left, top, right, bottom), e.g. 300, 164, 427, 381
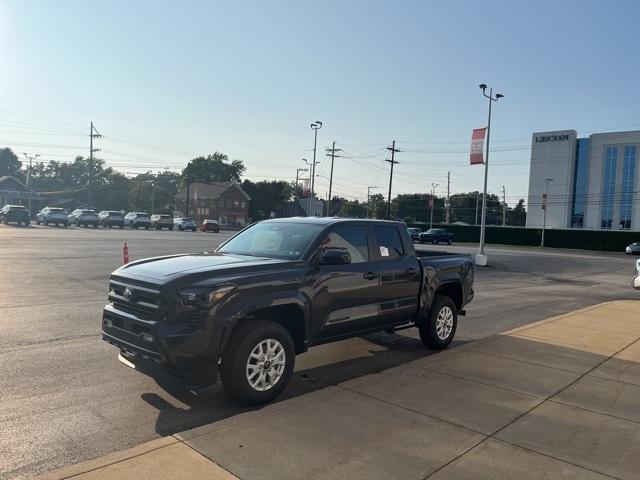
102, 304, 219, 390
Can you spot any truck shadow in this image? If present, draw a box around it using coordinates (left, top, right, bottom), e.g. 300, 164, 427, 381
142, 332, 470, 437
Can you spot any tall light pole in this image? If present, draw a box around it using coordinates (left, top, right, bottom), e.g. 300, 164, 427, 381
430, 183, 438, 229
22, 153, 40, 214
476, 84, 504, 266
302, 158, 318, 215
541, 178, 553, 247
310, 121, 322, 216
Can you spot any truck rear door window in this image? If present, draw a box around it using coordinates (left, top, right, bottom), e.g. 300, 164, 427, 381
320, 225, 369, 263
373, 226, 404, 260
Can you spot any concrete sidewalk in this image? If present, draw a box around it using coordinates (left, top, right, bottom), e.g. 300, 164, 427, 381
36, 301, 640, 480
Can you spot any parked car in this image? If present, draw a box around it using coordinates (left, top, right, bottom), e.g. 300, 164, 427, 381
200, 219, 220, 233
124, 212, 151, 230
98, 211, 125, 228
36, 207, 69, 227
626, 242, 640, 255
418, 228, 454, 245
0, 204, 30, 225
150, 214, 174, 230
407, 227, 422, 242
102, 217, 474, 405
69, 209, 99, 227
175, 217, 197, 232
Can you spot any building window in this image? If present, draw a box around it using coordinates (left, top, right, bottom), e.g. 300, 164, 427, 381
233, 200, 239, 208
570, 139, 589, 228
619, 145, 636, 229
601, 146, 618, 229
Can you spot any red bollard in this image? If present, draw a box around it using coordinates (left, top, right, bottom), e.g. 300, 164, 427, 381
123, 242, 129, 264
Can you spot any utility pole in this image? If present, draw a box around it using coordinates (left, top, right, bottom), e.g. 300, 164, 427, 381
185, 174, 191, 218
385, 141, 400, 219
295, 168, 308, 186
88, 122, 101, 207
541, 178, 553, 247
445, 171, 451, 224
366, 186, 378, 218
477, 84, 504, 266
22, 153, 40, 214
475, 191, 480, 225
430, 183, 439, 229
326, 142, 342, 216
310, 121, 322, 216
502, 185, 506, 227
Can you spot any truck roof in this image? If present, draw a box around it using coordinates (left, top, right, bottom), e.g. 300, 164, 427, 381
263, 217, 404, 226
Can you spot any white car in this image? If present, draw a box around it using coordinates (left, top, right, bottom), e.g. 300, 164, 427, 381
36, 207, 69, 227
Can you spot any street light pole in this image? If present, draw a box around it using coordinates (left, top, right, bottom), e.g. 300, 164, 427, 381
310, 121, 322, 216
476, 84, 504, 266
430, 183, 438, 229
541, 178, 553, 247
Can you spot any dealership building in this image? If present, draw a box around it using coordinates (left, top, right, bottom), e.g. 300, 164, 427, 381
526, 129, 640, 230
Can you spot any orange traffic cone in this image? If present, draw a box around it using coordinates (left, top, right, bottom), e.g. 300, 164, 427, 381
123, 242, 129, 265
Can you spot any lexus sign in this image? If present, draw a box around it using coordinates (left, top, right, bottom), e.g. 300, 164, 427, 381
535, 134, 570, 143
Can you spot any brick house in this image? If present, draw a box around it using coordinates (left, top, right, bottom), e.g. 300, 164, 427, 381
174, 182, 251, 228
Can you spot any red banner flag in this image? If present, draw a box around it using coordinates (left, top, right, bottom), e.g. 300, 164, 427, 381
470, 127, 487, 165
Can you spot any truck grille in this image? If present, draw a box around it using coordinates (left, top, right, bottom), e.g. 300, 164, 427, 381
108, 277, 164, 321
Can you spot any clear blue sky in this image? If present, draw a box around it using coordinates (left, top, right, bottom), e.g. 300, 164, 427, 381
2, 0, 640, 205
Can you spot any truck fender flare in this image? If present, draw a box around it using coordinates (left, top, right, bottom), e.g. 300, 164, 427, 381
217, 292, 311, 350
418, 276, 463, 323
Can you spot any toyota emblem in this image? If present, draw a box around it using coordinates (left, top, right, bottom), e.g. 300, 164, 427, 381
123, 287, 133, 302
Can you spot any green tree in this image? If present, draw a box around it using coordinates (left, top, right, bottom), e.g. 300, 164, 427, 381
337, 199, 367, 218
0, 148, 22, 178
368, 193, 386, 219
128, 171, 180, 214
181, 152, 245, 185
507, 198, 527, 226
241, 179, 294, 221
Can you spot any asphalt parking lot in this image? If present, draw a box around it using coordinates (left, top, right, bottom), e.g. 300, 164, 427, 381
1, 223, 638, 479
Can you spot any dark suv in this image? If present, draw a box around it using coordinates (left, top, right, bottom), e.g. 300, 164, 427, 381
0, 205, 30, 225
98, 211, 125, 228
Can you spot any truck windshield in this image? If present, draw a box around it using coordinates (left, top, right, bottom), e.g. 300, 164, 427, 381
218, 222, 323, 259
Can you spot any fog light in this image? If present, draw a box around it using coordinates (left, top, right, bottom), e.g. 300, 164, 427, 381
104, 318, 113, 328
140, 332, 155, 343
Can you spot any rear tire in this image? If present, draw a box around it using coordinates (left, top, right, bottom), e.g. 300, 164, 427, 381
221, 320, 295, 405
419, 294, 457, 350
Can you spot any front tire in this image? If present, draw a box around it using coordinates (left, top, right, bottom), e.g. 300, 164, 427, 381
419, 294, 457, 350
221, 320, 295, 405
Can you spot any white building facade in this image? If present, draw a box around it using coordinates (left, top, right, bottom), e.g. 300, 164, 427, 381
526, 129, 640, 231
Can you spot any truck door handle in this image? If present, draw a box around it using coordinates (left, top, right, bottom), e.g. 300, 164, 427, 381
363, 272, 379, 280
405, 268, 418, 275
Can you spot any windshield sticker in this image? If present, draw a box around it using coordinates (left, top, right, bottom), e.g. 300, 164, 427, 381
380, 246, 389, 257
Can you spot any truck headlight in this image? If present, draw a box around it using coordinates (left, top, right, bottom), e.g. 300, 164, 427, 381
179, 285, 236, 308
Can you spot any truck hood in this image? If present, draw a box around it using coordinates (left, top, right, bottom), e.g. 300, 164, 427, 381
115, 252, 291, 281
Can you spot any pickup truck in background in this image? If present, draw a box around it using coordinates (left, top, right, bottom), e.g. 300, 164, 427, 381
102, 218, 474, 404
418, 228, 454, 245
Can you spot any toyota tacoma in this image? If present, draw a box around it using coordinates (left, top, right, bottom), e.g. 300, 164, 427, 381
102, 218, 474, 404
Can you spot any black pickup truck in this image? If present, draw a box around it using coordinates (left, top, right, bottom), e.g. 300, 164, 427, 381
102, 218, 474, 404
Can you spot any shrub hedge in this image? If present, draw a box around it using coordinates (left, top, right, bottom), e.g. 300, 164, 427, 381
409, 223, 640, 252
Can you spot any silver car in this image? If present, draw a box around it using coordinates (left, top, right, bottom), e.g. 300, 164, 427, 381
174, 217, 197, 232
626, 242, 640, 255
36, 207, 69, 227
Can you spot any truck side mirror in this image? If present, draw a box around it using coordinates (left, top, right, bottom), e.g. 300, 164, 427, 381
319, 249, 351, 266
633, 275, 640, 290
